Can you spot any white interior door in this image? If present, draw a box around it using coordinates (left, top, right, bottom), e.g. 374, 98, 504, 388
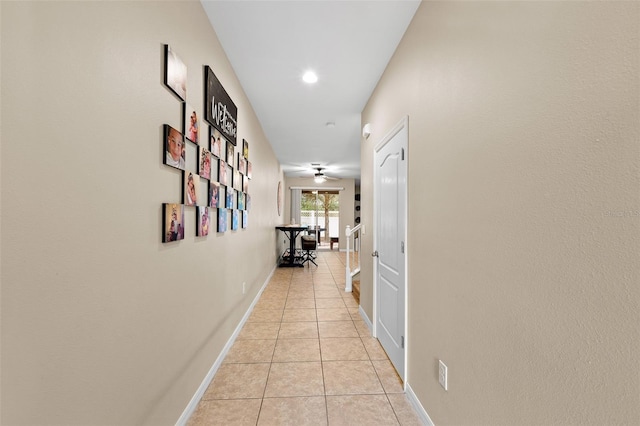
374, 117, 407, 381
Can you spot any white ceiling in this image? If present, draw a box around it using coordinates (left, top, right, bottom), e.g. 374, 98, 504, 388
201, 0, 420, 180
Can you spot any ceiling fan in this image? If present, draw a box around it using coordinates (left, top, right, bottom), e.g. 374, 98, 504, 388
312, 167, 338, 183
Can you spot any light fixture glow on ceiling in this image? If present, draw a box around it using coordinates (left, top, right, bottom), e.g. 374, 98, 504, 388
302, 71, 318, 84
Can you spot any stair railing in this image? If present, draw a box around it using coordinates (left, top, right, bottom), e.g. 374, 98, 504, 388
344, 224, 362, 292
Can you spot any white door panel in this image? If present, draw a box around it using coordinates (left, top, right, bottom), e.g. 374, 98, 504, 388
380, 154, 399, 271
379, 275, 399, 346
374, 117, 407, 381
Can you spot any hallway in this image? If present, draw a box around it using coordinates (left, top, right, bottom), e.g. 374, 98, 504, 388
187, 251, 421, 425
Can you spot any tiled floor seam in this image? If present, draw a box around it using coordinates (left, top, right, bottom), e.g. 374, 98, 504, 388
385, 392, 405, 426
255, 272, 291, 425
319, 320, 330, 425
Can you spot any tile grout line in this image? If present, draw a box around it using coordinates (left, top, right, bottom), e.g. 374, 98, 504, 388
255, 270, 292, 425
317, 258, 332, 425
308, 254, 330, 425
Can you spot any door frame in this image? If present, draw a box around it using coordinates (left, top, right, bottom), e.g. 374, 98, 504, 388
372, 115, 409, 383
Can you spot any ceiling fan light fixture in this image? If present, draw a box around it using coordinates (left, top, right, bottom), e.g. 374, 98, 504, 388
314, 175, 326, 184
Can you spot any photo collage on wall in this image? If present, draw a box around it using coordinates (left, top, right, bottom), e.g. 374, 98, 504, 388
160, 44, 252, 242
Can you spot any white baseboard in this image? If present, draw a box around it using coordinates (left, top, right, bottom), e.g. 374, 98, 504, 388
358, 305, 372, 332
175, 266, 276, 426
357, 307, 432, 425
358, 307, 432, 425
405, 383, 435, 426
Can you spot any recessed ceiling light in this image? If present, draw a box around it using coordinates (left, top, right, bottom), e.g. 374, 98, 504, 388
302, 70, 318, 84
326, 121, 335, 128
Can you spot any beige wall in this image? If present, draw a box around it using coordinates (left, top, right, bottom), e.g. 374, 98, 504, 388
1, 2, 282, 424
282, 177, 356, 251
361, 2, 639, 425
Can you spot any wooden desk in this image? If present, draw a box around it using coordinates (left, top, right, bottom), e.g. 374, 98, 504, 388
275, 225, 308, 267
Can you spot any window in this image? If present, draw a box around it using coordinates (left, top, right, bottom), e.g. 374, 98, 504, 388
301, 190, 339, 246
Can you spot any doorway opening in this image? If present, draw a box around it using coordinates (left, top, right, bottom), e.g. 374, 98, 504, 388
301, 190, 339, 250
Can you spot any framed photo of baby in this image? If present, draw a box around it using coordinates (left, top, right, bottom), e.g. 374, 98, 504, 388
184, 171, 200, 206
232, 210, 239, 231
219, 161, 228, 186
237, 192, 245, 210
233, 169, 242, 191
226, 188, 234, 209
238, 156, 247, 175
199, 147, 211, 180
226, 143, 234, 165
217, 209, 227, 233
162, 203, 185, 243
163, 125, 186, 171
209, 181, 220, 208
197, 206, 210, 237
183, 103, 200, 145
210, 128, 224, 159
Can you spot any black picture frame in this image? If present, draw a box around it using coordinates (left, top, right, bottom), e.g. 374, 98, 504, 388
231, 210, 239, 231
162, 203, 185, 243
226, 188, 234, 209
197, 206, 210, 237
238, 156, 247, 175
233, 169, 241, 191
209, 181, 220, 208
163, 124, 186, 170
199, 147, 212, 180
210, 128, 223, 158
237, 192, 245, 211
217, 208, 227, 233
219, 161, 228, 186
163, 45, 186, 101
183, 103, 200, 145
226, 143, 234, 165
183, 171, 200, 207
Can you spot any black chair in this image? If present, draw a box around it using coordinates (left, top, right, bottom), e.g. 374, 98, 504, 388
300, 235, 317, 266
309, 225, 324, 244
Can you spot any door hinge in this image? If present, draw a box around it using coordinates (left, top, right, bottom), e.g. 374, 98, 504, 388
401, 241, 404, 254
401, 148, 405, 160
401, 336, 405, 348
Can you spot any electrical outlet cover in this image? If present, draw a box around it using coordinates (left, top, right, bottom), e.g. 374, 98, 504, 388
439, 360, 448, 391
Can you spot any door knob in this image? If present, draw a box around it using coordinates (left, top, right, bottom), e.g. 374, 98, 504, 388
372, 251, 379, 257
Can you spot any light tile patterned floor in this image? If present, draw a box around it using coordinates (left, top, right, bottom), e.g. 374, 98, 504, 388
188, 251, 422, 426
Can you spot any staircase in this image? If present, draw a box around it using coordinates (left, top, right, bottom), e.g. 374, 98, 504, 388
344, 224, 361, 293
352, 277, 360, 304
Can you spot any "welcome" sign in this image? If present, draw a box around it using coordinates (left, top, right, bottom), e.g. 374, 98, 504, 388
204, 66, 238, 145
